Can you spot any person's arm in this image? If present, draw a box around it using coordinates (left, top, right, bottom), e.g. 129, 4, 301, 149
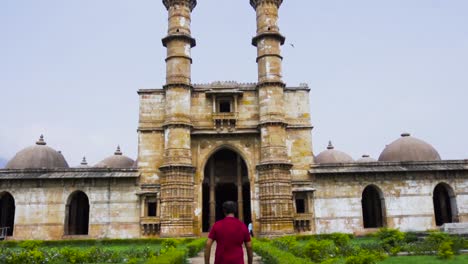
245, 240, 253, 264
204, 238, 214, 264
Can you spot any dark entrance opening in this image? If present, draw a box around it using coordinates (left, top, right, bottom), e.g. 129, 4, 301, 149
66, 191, 89, 235
362, 185, 384, 228
433, 183, 456, 226
0, 192, 15, 236
202, 149, 251, 232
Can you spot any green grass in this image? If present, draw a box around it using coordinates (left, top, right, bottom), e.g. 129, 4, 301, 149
379, 255, 468, 264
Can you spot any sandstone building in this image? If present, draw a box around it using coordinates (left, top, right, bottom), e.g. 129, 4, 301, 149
1, 0, 467, 240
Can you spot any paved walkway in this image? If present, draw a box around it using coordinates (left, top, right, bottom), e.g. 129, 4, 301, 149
188, 242, 262, 264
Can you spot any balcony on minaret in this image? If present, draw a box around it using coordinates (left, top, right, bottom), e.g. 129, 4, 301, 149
206, 88, 243, 133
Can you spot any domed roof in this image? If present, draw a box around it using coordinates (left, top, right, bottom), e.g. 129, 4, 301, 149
357, 154, 377, 163
77, 156, 90, 168
95, 146, 134, 168
6, 135, 69, 169
315, 141, 354, 164
378, 133, 441, 162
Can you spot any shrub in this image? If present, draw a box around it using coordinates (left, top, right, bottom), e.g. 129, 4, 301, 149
375, 228, 405, 255
272, 236, 298, 251
147, 249, 187, 264
437, 240, 454, 259
18, 240, 43, 250
303, 239, 336, 263
252, 239, 312, 264
344, 250, 386, 264
186, 238, 206, 257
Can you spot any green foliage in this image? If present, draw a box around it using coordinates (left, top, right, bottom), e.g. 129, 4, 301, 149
147, 249, 187, 264
252, 238, 312, 264
329, 233, 351, 248
18, 240, 43, 250
375, 228, 405, 255
303, 239, 337, 263
272, 236, 298, 251
344, 250, 387, 264
437, 241, 454, 260
185, 238, 206, 257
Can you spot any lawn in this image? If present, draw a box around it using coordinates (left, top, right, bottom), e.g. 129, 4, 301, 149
381, 255, 468, 264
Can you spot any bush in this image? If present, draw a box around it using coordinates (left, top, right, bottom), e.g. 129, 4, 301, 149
375, 228, 405, 255
437, 241, 454, 259
303, 239, 336, 263
252, 239, 312, 264
344, 250, 386, 264
147, 249, 186, 264
186, 238, 206, 257
272, 236, 298, 251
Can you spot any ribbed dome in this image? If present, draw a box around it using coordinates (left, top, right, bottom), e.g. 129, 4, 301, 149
357, 154, 377, 163
95, 146, 134, 168
378, 133, 441, 162
315, 141, 354, 163
6, 135, 69, 169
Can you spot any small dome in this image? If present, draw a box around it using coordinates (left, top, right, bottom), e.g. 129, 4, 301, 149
315, 141, 354, 163
378, 133, 441, 162
95, 146, 134, 168
357, 154, 377, 163
6, 135, 69, 169
77, 156, 90, 168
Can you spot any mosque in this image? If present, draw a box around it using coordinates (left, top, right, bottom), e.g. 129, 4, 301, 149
1, 0, 467, 240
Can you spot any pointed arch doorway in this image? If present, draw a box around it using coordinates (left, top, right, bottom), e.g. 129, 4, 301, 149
202, 149, 252, 232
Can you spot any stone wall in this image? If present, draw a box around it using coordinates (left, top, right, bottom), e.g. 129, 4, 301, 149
312, 170, 468, 234
1, 178, 139, 240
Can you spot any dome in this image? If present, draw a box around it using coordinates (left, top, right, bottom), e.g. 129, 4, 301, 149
77, 156, 90, 168
315, 141, 354, 163
95, 146, 134, 168
357, 154, 377, 163
378, 133, 441, 162
6, 135, 69, 169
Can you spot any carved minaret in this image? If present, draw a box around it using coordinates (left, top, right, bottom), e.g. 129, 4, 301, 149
159, 0, 197, 237
251, 0, 294, 235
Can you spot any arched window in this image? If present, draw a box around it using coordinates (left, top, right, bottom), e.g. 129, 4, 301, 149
433, 183, 458, 226
65, 191, 89, 235
0, 192, 15, 236
362, 185, 385, 228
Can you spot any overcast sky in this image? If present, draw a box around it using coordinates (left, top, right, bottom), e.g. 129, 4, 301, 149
1, 0, 467, 167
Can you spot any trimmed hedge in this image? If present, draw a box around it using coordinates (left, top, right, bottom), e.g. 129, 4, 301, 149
186, 238, 207, 257
252, 238, 312, 264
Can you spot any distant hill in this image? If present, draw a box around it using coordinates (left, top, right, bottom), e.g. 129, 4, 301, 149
0, 157, 7, 168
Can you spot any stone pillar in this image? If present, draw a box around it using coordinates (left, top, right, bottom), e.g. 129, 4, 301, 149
209, 158, 216, 228
250, 0, 294, 236
237, 155, 244, 222
159, 0, 197, 237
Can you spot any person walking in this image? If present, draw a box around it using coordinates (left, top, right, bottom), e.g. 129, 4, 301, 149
205, 201, 253, 264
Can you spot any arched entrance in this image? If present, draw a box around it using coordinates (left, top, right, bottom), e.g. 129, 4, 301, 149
362, 185, 385, 228
0, 192, 15, 236
65, 191, 89, 235
433, 183, 457, 226
202, 149, 251, 232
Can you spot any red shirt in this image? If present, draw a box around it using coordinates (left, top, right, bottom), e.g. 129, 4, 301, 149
208, 216, 251, 264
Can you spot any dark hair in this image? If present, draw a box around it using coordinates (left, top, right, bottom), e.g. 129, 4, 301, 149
222, 201, 237, 215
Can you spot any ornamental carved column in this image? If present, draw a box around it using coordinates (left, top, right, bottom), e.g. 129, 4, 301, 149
250, 0, 294, 236
159, 0, 197, 237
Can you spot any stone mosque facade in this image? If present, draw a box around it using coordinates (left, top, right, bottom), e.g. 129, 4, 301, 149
1, 0, 467, 240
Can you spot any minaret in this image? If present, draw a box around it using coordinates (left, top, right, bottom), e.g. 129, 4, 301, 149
250, 0, 294, 235
159, 0, 197, 237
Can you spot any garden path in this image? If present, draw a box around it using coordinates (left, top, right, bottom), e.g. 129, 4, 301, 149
188, 242, 262, 264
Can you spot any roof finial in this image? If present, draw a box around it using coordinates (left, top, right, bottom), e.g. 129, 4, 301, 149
401, 132, 411, 137
81, 156, 88, 165
115, 145, 122, 155
327, 141, 334, 150
36, 134, 46, 145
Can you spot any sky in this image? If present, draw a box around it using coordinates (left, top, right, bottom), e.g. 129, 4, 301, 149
1, 0, 467, 167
